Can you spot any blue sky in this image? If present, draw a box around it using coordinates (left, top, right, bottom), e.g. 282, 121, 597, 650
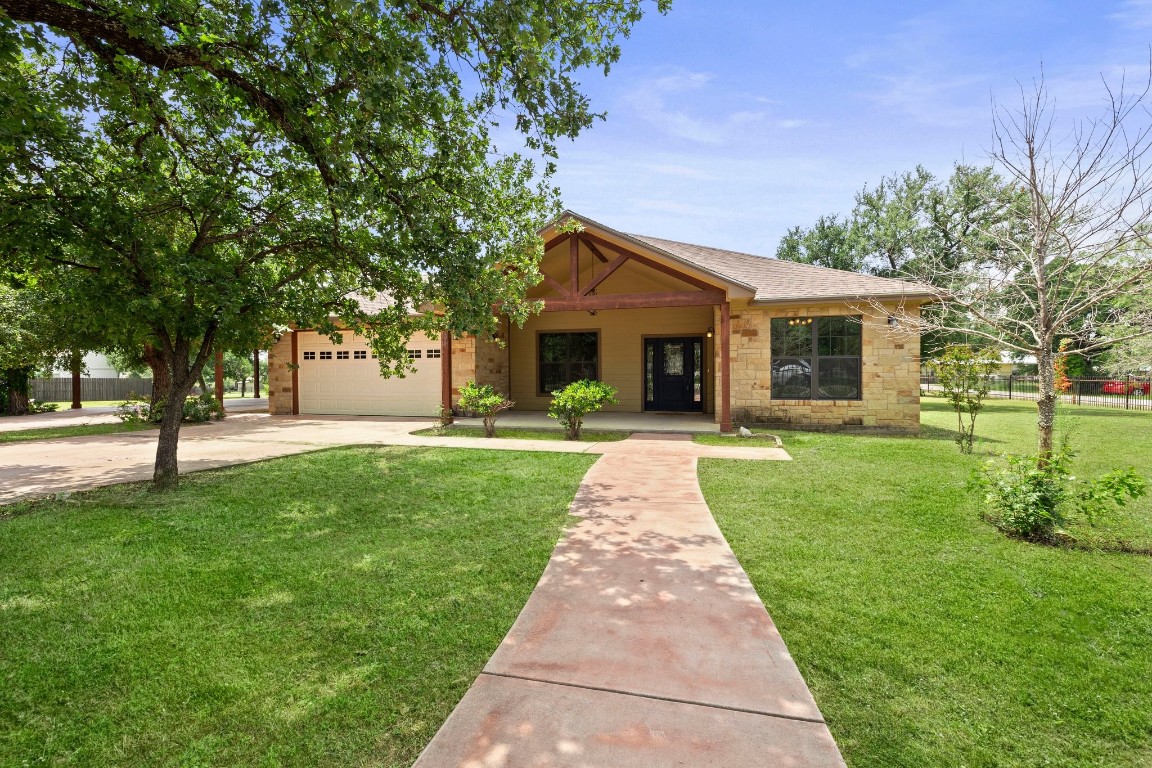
549, 0, 1152, 255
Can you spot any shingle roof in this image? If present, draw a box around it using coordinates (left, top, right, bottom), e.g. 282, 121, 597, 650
552, 210, 933, 304
627, 233, 934, 303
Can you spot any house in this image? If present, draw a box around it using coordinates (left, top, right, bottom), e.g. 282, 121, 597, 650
266, 212, 931, 432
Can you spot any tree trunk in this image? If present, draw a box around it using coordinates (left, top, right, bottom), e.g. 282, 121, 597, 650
239, 377, 247, 398
70, 350, 83, 409
252, 350, 260, 397
1036, 344, 1057, 463
3, 367, 31, 415
143, 344, 171, 408
152, 390, 187, 491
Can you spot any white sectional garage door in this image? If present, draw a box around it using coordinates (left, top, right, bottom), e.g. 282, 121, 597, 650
297, 331, 442, 416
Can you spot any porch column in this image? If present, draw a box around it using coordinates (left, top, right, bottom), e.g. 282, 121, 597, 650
290, 331, 300, 415
214, 349, 225, 409
720, 301, 732, 433
440, 330, 453, 420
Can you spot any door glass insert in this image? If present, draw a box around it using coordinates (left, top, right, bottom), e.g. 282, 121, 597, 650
693, 341, 702, 402
646, 344, 655, 401
664, 343, 684, 376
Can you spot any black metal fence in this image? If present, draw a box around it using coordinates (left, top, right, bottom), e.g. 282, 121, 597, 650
31, 377, 153, 403
920, 374, 1152, 411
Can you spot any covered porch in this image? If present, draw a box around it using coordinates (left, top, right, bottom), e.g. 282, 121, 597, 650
446, 213, 754, 432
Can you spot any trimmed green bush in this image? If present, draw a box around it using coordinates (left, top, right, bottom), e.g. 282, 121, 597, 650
548, 379, 618, 440
456, 381, 513, 437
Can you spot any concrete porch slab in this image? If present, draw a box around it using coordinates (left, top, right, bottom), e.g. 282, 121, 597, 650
455, 410, 720, 434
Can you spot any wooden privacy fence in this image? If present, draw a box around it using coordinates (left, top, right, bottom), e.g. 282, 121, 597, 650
31, 378, 153, 403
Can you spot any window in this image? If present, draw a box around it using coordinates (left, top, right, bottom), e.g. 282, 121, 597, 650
407, 349, 422, 359
354, 350, 367, 360
426, 348, 441, 359
770, 316, 861, 400
303, 351, 316, 360
319, 351, 333, 360
539, 332, 598, 394
336, 350, 349, 360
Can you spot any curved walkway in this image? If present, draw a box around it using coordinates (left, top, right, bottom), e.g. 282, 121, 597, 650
414, 436, 845, 767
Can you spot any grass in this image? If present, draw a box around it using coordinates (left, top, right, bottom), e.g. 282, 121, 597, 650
37, 392, 261, 410
0, 446, 594, 767
412, 425, 631, 442
700, 398, 1152, 767
0, 422, 152, 443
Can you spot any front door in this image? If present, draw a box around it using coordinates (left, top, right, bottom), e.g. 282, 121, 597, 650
645, 337, 704, 412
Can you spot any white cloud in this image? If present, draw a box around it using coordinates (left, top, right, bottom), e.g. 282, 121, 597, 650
1109, 0, 1152, 27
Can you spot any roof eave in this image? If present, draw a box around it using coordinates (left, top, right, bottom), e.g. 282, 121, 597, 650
544, 210, 759, 296
748, 292, 936, 307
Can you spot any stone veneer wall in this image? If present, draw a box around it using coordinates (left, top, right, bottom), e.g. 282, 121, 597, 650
267, 332, 295, 415
447, 331, 511, 409
715, 301, 921, 433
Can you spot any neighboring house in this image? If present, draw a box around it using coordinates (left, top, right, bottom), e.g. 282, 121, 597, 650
267, 211, 931, 432
50, 352, 121, 378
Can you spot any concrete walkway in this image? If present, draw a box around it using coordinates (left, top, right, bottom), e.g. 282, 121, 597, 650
414, 437, 844, 767
0, 416, 787, 504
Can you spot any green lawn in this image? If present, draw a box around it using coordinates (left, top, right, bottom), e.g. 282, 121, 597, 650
0, 447, 594, 767
412, 425, 630, 442
700, 398, 1152, 767
0, 422, 152, 443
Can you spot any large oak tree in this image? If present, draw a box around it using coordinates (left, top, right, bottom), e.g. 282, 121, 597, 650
0, 0, 668, 488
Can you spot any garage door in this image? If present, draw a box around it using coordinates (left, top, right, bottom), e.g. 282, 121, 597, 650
297, 331, 442, 416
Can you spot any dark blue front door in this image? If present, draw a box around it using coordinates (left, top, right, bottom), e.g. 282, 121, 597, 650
645, 337, 704, 412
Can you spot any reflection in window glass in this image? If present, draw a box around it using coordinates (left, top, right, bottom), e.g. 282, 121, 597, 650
664, 343, 684, 376
539, 332, 598, 393
770, 317, 861, 400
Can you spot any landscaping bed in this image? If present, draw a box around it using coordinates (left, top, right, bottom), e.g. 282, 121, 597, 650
700, 398, 1152, 767
0, 446, 594, 766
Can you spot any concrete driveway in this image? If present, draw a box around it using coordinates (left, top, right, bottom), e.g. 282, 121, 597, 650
1, 414, 788, 504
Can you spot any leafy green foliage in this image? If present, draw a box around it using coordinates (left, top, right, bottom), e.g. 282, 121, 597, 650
976, 441, 1147, 542
930, 344, 999, 453
456, 381, 514, 438
0, 0, 666, 485
547, 379, 618, 440
116, 393, 224, 425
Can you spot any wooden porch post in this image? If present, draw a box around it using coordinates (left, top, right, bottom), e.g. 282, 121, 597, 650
290, 332, 300, 415
252, 350, 260, 398
720, 301, 732, 433
214, 349, 225, 408
569, 233, 579, 295
440, 330, 453, 419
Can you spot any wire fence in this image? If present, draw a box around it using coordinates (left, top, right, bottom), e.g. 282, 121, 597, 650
920, 374, 1152, 411
31, 377, 153, 403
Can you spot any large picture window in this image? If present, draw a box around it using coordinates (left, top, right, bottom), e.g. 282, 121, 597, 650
539, 332, 599, 394
770, 316, 862, 400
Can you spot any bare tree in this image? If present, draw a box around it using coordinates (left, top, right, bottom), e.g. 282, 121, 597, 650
891, 71, 1152, 460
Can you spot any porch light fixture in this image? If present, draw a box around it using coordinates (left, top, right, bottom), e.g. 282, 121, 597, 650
706, 327, 714, 338
887, 315, 899, 327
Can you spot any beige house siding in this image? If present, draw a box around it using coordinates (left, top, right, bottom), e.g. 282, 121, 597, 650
718, 300, 921, 432
508, 306, 715, 412
267, 332, 294, 415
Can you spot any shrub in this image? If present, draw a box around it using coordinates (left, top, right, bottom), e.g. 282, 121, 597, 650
548, 379, 618, 440
456, 381, 513, 438
115, 393, 224, 425
27, 399, 59, 413
929, 345, 998, 453
975, 441, 1147, 542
